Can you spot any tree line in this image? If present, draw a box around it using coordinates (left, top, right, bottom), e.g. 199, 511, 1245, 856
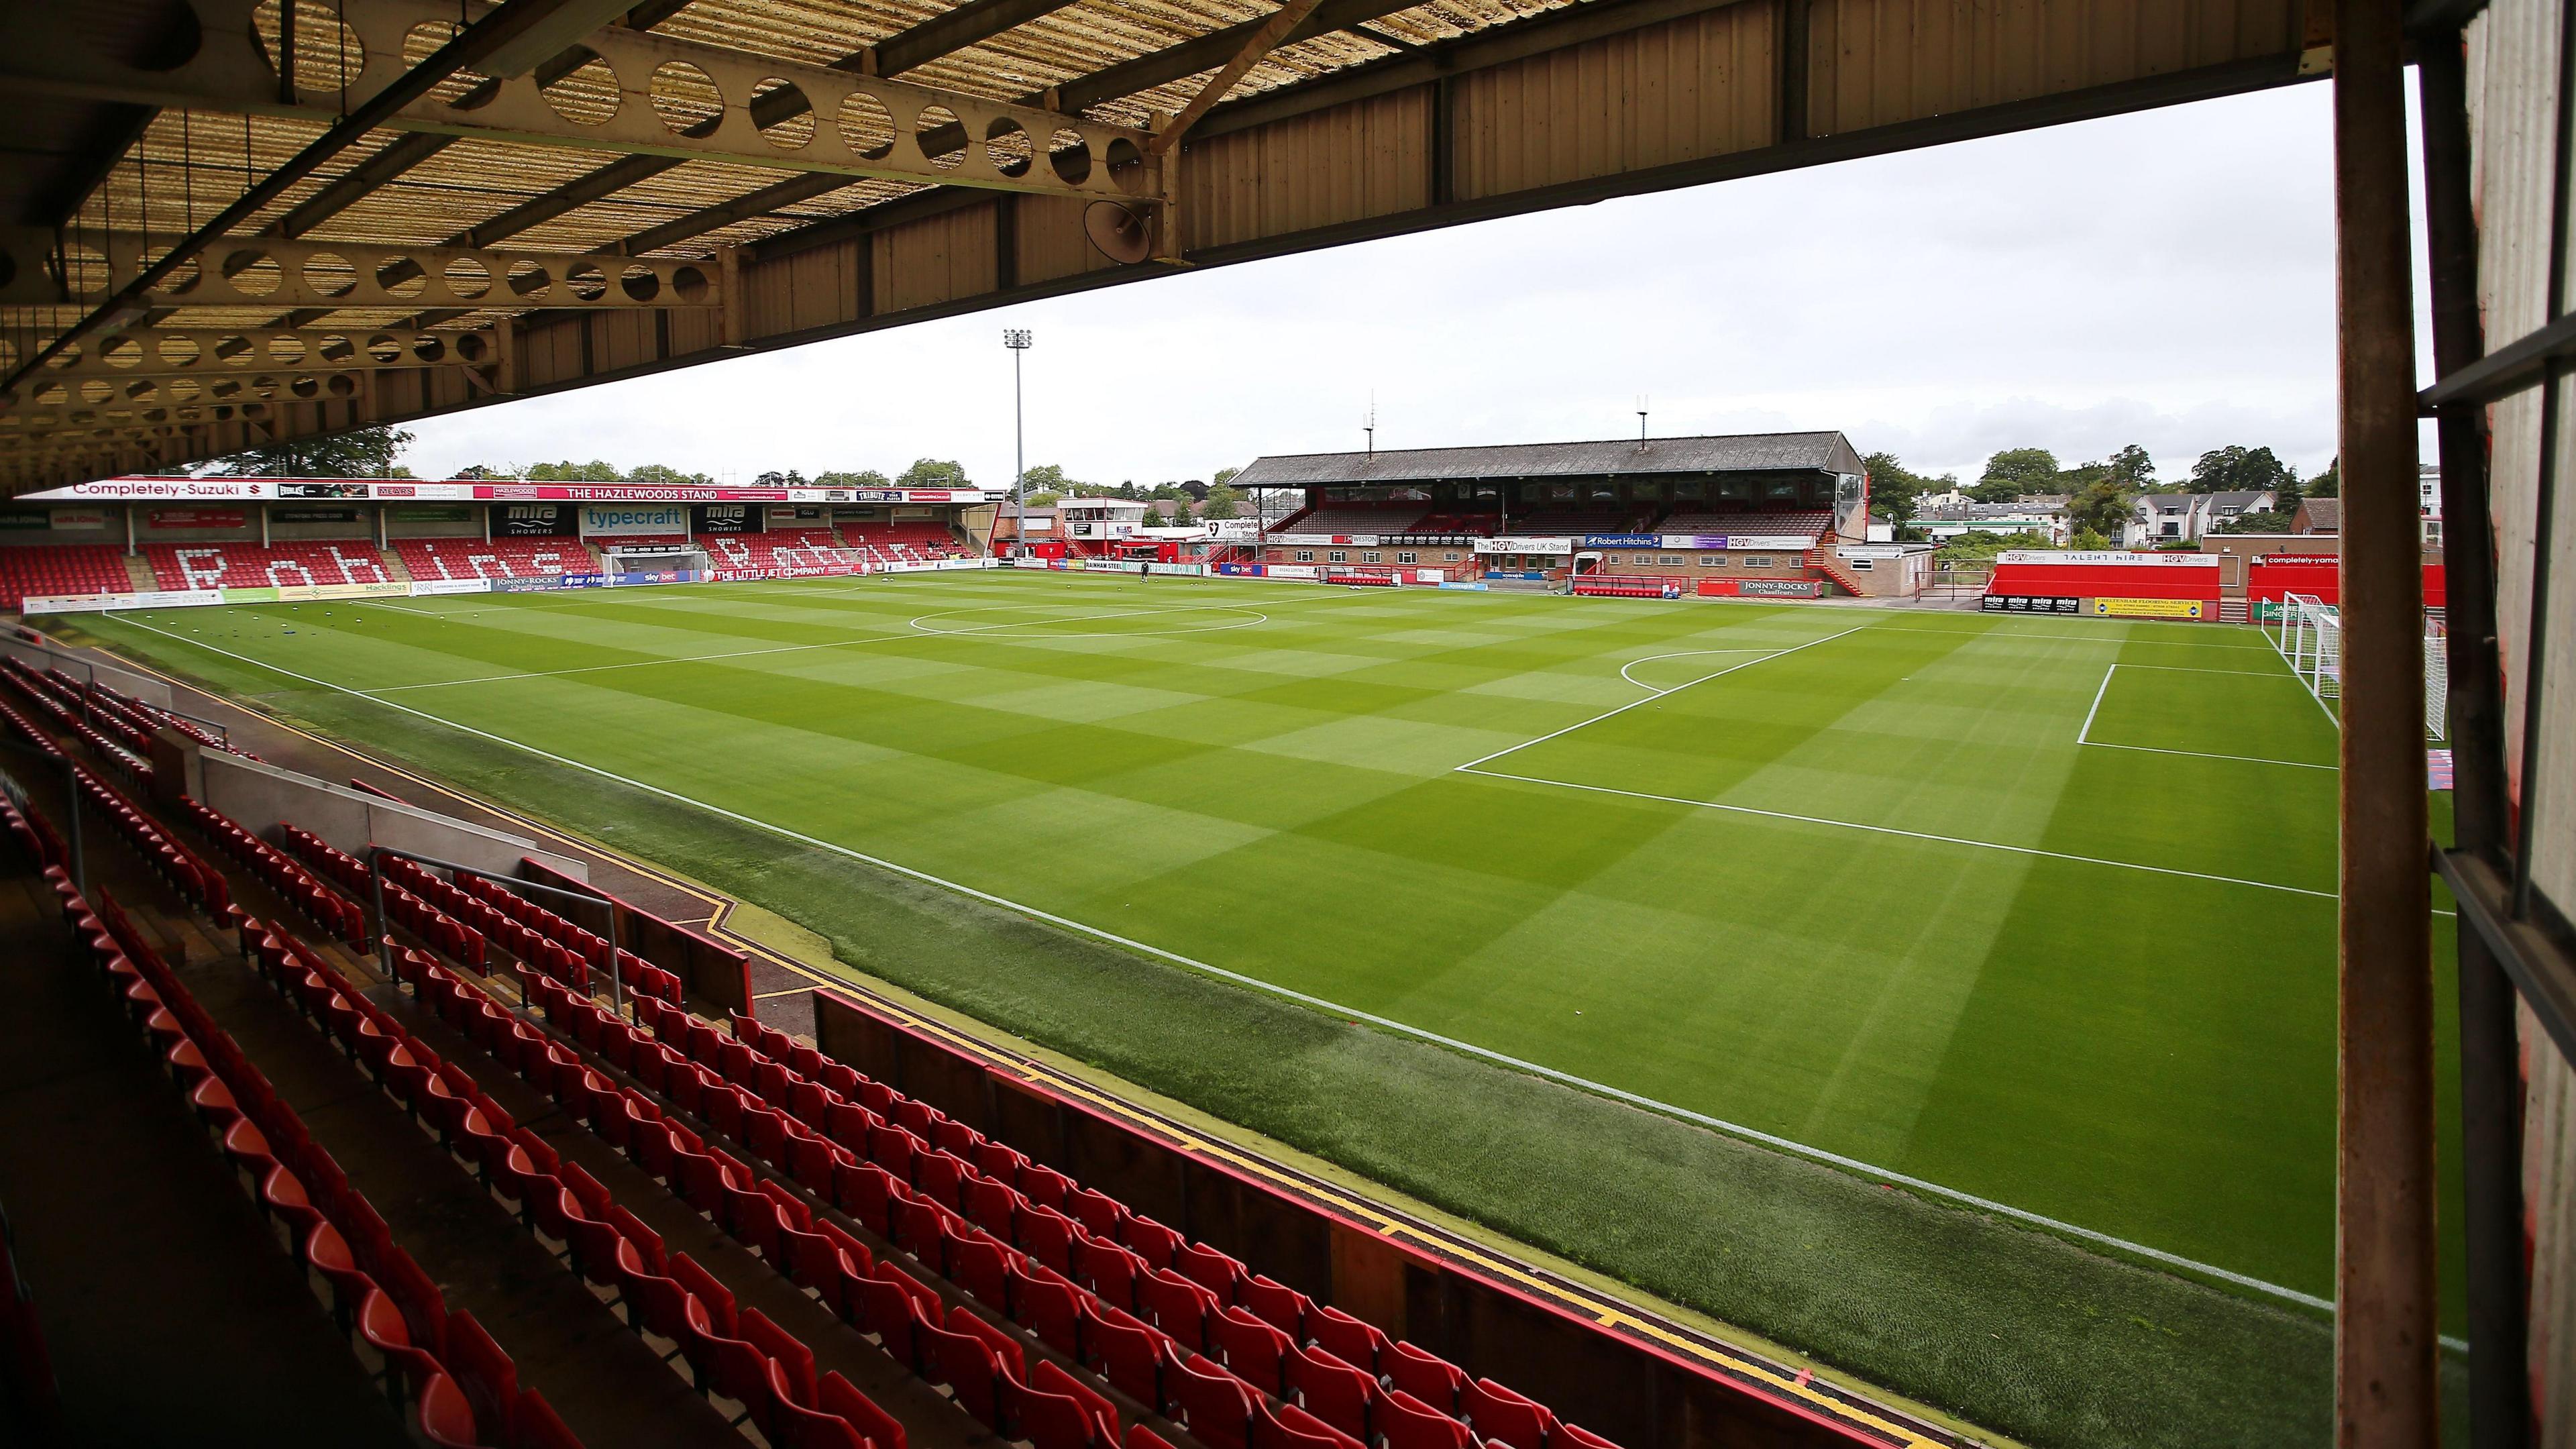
1865, 442, 2338, 550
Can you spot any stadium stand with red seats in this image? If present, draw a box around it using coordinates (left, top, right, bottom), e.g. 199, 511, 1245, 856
2, 790, 570, 1446
1654, 510, 1835, 538
145, 541, 395, 591
700, 530, 867, 576
838, 523, 970, 565
0, 623, 1878, 1449
0, 544, 135, 610
395, 539, 598, 582
1267, 506, 1430, 538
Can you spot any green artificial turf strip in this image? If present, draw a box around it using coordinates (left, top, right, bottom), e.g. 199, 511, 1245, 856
68, 574, 2470, 1448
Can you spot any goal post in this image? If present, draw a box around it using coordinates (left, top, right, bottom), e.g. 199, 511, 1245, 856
2266, 591, 2447, 739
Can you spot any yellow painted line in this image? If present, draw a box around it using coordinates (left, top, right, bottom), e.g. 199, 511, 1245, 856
94, 643, 1943, 1449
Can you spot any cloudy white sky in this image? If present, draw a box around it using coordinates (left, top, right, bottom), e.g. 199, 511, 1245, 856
402, 74, 2436, 494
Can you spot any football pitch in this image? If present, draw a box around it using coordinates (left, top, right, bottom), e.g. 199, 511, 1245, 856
77, 569, 2459, 1329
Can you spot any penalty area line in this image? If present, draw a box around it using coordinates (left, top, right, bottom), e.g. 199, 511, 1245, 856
107, 610, 2367, 1326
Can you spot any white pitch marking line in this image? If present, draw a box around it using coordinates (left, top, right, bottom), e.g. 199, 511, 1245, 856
1455, 624, 1868, 772
99, 610, 2370, 1323
2078, 663, 2119, 745
1461, 766, 2342, 900
1616, 649, 1778, 694
2084, 741, 2338, 771
360, 598, 1315, 694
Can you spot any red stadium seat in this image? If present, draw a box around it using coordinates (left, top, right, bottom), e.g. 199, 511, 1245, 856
1462, 1378, 1559, 1449
1210, 1305, 1292, 1396
1284, 1344, 1375, 1442
1375, 1389, 1472, 1449
1006, 1257, 1085, 1360
1384, 1340, 1465, 1412
1256, 1399, 1364, 1449
1167, 1349, 1256, 1449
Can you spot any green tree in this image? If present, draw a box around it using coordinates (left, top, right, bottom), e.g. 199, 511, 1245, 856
897, 458, 971, 489
2186, 445, 2298, 496
1140, 506, 1168, 528
1860, 451, 1940, 533
450, 462, 507, 480
2212, 509, 2296, 535
203, 424, 415, 478
2070, 525, 2111, 550
1199, 484, 1244, 521
1016, 463, 1079, 495
814, 469, 892, 489
2306, 455, 2339, 498
752, 470, 811, 488
627, 462, 712, 486
524, 458, 623, 482
1212, 465, 1242, 488
2106, 443, 2156, 488
1972, 447, 2061, 502
2065, 476, 2136, 541
1026, 492, 1062, 509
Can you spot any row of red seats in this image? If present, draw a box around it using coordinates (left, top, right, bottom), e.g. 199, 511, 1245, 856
7, 663, 156, 761
173, 797, 368, 946
388, 857, 585, 990
0, 693, 229, 916
145, 541, 394, 592
235, 916, 582, 1448
13, 804, 528, 1449
719, 1006, 1607, 1449
394, 539, 599, 583
578, 983, 1371, 1449
513, 964, 1173, 1449
374, 855, 489, 974
278, 822, 371, 896
451, 873, 686, 1007
2, 662, 152, 782
391, 951, 914, 1448
0, 542, 136, 610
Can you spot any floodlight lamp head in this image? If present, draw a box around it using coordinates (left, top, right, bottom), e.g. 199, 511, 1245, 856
1002, 329, 1033, 349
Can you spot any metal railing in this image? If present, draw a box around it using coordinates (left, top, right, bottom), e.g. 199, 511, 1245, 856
364, 844, 627, 1021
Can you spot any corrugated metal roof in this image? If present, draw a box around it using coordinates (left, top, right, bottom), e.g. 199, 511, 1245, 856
1228, 431, 1862, 487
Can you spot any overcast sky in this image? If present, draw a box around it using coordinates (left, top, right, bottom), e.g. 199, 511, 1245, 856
402, 74, 2436, 494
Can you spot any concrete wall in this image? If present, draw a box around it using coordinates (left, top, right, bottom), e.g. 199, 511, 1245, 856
195, 749, 588, 883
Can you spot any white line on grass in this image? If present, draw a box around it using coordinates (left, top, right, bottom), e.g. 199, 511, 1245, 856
1615, 649, 1778, 693
2078, 664, 2118, 744
1455, 625, 1868, 771
1457, 766, 2341, 900
2078, 664, 2337, 769
360, 598, 1328, 694
2083, 741, 2338, 770
107, 611, 2383, 1328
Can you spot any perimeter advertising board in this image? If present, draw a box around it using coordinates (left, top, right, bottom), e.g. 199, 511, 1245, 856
579, 504, 690, 537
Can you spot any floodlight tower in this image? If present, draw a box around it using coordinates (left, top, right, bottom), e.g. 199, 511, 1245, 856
1004, 329, 1034, 554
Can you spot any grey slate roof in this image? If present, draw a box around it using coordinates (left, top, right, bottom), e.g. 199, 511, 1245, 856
1228, 431, 1864, 488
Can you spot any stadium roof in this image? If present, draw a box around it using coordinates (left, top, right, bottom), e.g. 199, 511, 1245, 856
0, 3, 2323, 492
1229, 431, 1866, 488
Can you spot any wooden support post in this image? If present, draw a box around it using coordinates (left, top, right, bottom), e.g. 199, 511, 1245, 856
2330, 3, 2438, 1446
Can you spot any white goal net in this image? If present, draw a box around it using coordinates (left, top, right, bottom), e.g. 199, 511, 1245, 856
2264, 592, 2447, 738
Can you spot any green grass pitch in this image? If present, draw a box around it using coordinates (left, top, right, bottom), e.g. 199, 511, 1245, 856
74, 569, 2465, 1444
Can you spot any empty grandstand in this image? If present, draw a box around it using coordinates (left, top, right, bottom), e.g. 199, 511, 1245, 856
0, 479, 997, 608
1232, 432, 1871, 593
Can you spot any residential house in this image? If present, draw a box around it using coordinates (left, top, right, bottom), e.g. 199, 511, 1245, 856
1911, 499, 2073, 546
2292, 497, 2340, 535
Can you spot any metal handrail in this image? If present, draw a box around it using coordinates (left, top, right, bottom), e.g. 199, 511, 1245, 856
365, 844, 625, 1021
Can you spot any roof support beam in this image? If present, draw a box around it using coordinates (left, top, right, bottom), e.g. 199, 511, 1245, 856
1149, 0, 1330, 156
871, 0, 1090, 78
0, 0, 1157, 205
2, 230, 720, 312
